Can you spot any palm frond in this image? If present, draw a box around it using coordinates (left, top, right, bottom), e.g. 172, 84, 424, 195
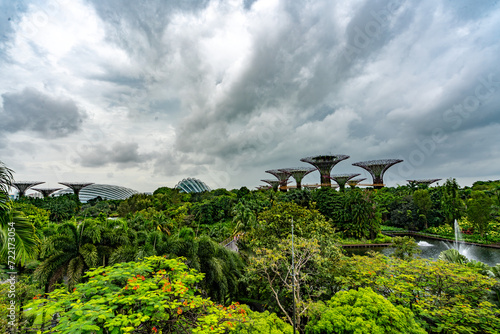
0, 209, 40, 266
109, 245, 137, 265
34, 251, 73, 285
0, 160, 14, 199
79, 243, 99, 268
67, 257, 85, 289
438, 249, 469, 264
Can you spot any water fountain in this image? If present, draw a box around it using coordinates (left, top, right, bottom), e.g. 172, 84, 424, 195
449, 219, 472, 258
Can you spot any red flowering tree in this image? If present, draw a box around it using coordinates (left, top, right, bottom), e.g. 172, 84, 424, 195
26, 256, 248, 333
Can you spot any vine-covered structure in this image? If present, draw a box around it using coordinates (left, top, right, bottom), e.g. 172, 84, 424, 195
265, 170, 292, 192
261, 179, 280, 192
347, 178, 366, 188
352, 159, 403, 189
328, 173, 361, 191
32, 188, 62, 198
300, 155, 349, 187
59, 182, 95, 198
12, 181, 44, 197
278, 167, 316, 190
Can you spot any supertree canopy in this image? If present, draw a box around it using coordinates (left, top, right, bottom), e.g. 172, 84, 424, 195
328, 173, 361, 191
278, 167, 316, 190
261, 179, 281, 192
300, 155, 349, 186
352, 159, 403, 189
32, 188, 62, 198
347, 178, 366, 188
12, 181, 44, 197
59, 182, 94, 198
407, 179, 441, 187
265, 169, 292, 192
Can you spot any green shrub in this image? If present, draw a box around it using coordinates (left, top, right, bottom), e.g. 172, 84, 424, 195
305, 287, 425, 334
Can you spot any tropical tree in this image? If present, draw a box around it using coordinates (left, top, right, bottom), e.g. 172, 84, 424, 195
247, 201, 337, 249
467, 191, 493, 237
342, 190, 380, 239
392, 236, 421, 261
110, 226, 245, 304
246, 237, 342, 332
0, 161, 39, 266
439, 178, 464, 225
231, 202, 256, 235
34, 220, 104, 291
27, 256, 253, 333
413, 189, 432, 229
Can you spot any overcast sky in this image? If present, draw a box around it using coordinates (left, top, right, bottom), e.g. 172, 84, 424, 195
1, 0, 499, 194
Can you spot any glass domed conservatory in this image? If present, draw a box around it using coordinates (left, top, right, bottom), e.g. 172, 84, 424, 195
53, 184, 139, 202
174, 178, 211, 193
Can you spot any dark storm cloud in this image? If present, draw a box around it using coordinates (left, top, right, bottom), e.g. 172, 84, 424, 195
0, 88, 86, 137
174, 0, 400, 158
88, 0, 210, 63
5, 0, 500, 190
76, 141, 153, 168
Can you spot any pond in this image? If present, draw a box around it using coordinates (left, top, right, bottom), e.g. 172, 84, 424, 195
346, 236, 500, 267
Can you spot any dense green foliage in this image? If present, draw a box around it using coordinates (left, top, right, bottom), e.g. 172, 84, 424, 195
305, 287, 425, 334
1, 159, 499, 333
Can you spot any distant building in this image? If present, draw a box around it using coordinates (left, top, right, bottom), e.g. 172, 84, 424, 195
174, 178, 211, 193
52, 184, 139, 202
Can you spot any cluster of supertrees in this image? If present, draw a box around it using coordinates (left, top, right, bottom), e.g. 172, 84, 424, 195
260, 155, 405, 191
10, 181, 94, 198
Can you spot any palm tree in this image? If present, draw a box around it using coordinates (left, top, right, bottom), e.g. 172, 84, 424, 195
34, 221, 101, 291
0, 160, 13, 210
0, 160, 39, 266
438, 249, 469, 264
231, 202, 256, 235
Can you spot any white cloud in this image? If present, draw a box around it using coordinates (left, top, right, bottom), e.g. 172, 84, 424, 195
1, 0, 500, 192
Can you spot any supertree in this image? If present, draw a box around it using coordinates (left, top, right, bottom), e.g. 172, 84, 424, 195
261, 179, 280, 192
407, 179, 441, 187
347, 178, 366, 189
32, 188, 62, 198
300, 155, 349, 187
58, 182, 94, 199
278, 167, 316, 190
12, 181, 44, 197
265, 170, 292, 192
352, 159, 403, 189
328, 173, 361, 191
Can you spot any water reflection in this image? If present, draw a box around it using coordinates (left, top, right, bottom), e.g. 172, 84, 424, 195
347, 236, 500, 267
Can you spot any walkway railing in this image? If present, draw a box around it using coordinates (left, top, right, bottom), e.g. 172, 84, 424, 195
219, 233, 244, 252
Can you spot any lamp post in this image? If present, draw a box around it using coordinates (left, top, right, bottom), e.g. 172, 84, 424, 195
291, 218, 296, 334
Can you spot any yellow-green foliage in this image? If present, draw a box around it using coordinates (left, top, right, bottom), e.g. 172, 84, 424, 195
426, 223, 454, 235
13, 203, 50, 230
306, 287, 425, 334
335, 254, 500, 333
